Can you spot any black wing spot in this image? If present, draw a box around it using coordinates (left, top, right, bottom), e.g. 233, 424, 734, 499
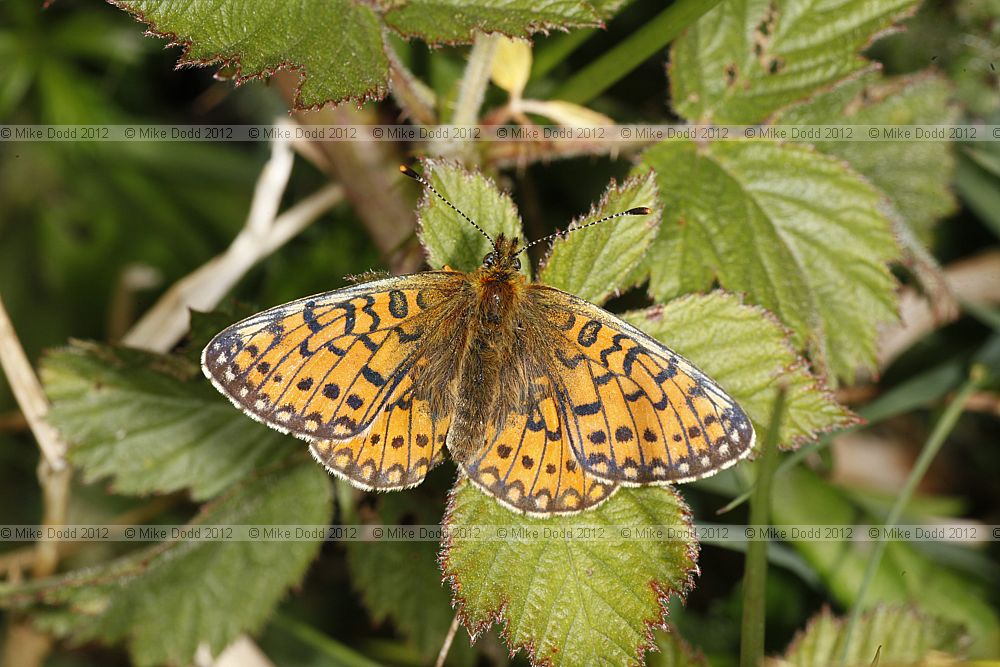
615, 426, 634, 442
643, 428, 658, 442
574, 401, 601, 416
497, 444, 512, 458
322, 383, 340, 400
361, 366, 386, 386
346, 394, 364, 410
578, 320, 601, 347
296, 378, 314, 391
388, 290, 409, 319
588, 431, 607, 444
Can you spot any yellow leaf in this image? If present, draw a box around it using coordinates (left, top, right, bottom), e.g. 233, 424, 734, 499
490, 38, 532, 99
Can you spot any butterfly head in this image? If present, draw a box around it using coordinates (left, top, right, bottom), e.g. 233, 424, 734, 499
481, 234, 522, 275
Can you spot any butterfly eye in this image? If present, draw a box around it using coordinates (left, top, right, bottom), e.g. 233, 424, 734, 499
483, 252, 496, 267
512, 257, 521, 271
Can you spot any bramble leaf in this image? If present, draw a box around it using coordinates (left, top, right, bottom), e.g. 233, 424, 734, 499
539, 173, 660, 305
112, 0, 609, 108
443, 482, 697, 667
623, 293, 855, 451
774, 70, 958, 242
638, 140, 899, 382
1, 460, 332, 667
416, 159, 528, 276
385, 1, 600, 44
670, 0, 918, 123
42, 341, 293, 500
769, 605, 967, 667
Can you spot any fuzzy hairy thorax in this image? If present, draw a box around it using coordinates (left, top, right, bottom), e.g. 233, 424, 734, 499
410, 234, 552, 462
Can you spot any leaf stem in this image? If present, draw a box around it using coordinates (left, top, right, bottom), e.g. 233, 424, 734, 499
739, 386, 786, 667
434, 613, 461, 667
530, 29, 598, 81
451, 32, 500, 126
837, 365, 986, 666
550, 0, 723, 104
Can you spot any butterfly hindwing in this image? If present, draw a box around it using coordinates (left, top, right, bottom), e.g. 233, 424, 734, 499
201, 273, 454, 443
535, 287, 755, 485
462, 375, 618, 516
310, 369, 450, 490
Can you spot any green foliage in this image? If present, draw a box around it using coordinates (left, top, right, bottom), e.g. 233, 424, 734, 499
444, 481, 697, 666
775, 70, 958, 241
112, 0, 613, 107
1, 460, 332, 667
539, 173, 660, 305
416, 159, 529, 276
670, 0, 918, 124
638, 141, 899, 383
43, 342, 293, 501
770, 606, 967, 667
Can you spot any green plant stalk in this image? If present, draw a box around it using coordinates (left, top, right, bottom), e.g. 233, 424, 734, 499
530, 28, 598, 81
272, 613, 383, 667
837, 366, 986, 666
451, 32, 500, 126
739, 387, 786, 667
550, 0, 724, 104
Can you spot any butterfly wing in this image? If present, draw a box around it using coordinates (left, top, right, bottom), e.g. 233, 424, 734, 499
461, 374, 618, 515
534, 287, 755, 485
201, 273, 456, 444
310, 361, 451, 490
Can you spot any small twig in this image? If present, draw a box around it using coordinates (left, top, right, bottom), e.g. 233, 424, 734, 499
435, 613, 462, 667
122, 120, 344, 353
451, 33, 500, 126
0, 295, 69, 469
386, 45, 438, 126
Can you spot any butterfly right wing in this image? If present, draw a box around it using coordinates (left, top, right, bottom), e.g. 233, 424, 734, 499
201, 272, 459, 443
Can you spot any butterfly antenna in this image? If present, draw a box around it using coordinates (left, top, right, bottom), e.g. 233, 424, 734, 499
399, 165, 496, 250
516, 206, 652, 254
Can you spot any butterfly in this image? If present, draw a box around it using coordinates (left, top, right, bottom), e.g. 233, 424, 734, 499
201, 165, 755, 516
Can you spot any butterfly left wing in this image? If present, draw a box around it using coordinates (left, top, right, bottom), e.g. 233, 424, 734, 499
201, 273, 456, 442
532, 287, 755, 485
461, 374, 618, 516
310, 359, 451, 490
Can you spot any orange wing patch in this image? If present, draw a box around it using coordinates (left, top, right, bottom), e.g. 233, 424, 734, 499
462, 376, 618, 516
202, 275, 449, 442
536, 288, 755, 485
310, 373, 450, 490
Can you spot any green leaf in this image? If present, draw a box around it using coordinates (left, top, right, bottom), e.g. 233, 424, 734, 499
346, 490, 475, 665
443, 481, 697, 667
771, 605, 967, 667
117, 0, 388, 106
3, 460, 332, 667
775, 70, 958, 241
42, 341, 293, 501
539, 173, 660, 305
624, 293, 854, 451
385, 0, 601, 43
669, 0, 918, 123
416, 159, 528, 275
638, 140, 899, 383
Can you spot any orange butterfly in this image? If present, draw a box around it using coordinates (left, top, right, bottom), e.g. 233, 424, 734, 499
202, 166, 755, 516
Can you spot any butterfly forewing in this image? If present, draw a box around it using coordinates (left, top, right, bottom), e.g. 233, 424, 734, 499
201, 274, 454, 443
535, 287, 755, 485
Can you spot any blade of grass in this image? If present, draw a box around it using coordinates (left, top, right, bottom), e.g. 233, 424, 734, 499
837, 365, 987, 666
739, 387, 786, 667
271, 613, 383, 667
550, 0, 724, 104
